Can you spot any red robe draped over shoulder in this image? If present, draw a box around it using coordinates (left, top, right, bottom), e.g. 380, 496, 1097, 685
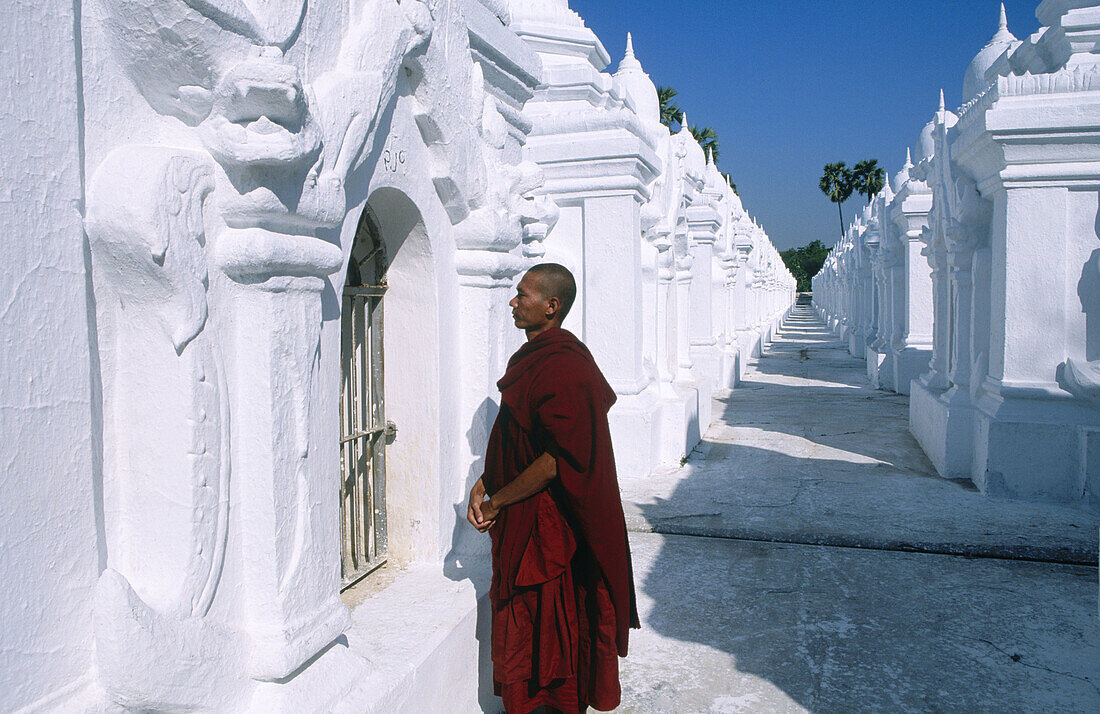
485, 327, 639, 714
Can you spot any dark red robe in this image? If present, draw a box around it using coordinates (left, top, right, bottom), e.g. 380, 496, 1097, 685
485, 327, 639, 714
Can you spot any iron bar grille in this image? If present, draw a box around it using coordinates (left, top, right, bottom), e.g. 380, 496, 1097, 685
339, 283, 388, 589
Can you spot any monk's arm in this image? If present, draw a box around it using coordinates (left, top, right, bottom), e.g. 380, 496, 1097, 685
481, 452, 557, 521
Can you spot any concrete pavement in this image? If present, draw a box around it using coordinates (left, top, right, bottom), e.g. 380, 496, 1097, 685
619, 531, 1098, 713
615, 304, 1100, 713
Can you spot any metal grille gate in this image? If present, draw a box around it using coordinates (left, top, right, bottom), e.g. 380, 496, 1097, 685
340, 211, 390, 590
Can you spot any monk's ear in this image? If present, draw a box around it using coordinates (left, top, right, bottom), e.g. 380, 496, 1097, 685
546, 296, 562, 320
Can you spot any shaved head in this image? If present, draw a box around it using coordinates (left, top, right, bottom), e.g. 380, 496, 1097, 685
525, 263, 577, 321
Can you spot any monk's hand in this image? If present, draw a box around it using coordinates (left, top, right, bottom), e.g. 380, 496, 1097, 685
479, 498, 500, 525
467, 478, 495, 532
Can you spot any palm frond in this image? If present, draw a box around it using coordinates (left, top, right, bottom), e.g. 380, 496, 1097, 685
852, 159, 885, 202
657, 86, 682, 128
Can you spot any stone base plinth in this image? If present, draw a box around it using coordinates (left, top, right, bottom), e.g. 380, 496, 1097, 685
608, 388, 662, 482
865, 348, 886, 388
691, 345, 723, 391
719, 348, 741, 390
318, 562, 492, 714
738, 329, 763, 361
878, 354, 896, 391
909, 381, 973, 480
693, 376, 714, 442
891, 348, 931, 396
655, 385, 702, 467
848, 332, 866, 358
971, 389, 1100, 505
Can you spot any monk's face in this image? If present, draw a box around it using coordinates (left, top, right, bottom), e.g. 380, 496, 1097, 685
510, 272, 555, 337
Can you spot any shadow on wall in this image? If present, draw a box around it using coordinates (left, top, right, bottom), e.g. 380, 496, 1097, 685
1084, 205, 1100, 363
443, 396, 500, 713
631, 314, 1100, 710
1079, 248, 1100, 363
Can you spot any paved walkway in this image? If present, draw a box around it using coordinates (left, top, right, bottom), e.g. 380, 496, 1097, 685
616, 303, 1100, 713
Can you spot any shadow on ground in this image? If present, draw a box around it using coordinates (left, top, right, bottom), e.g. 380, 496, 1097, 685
622, 530, 1099, 712
617, 304, 1100, 713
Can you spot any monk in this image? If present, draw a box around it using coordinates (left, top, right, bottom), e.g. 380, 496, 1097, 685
467, 263, 639, 714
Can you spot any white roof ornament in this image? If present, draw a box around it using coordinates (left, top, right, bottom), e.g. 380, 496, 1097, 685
617, 32, 642, 73
892, 147, 913, 192
881, 171, 895, 203
918, 89, 956, 161
962, 3, 1018, 102
613, 32, 660, 125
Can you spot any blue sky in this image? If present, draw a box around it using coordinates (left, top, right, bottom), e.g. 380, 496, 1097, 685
567, 0, 1042, 251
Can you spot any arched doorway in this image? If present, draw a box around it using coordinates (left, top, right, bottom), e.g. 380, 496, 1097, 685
340, 206, 391, 589
339, 187, 440, 588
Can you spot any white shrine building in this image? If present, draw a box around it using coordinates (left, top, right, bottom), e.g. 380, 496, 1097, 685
815, 1, 1100, 509
0, 0, 794, 711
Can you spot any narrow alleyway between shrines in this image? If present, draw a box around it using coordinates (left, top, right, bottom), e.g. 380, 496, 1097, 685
614, 302, 1100, 713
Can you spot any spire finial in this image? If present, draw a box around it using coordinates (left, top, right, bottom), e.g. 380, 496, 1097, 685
680, 111, 688, 131
706, 147, 714, 166
999, 3, 1008, 32
616, 31, 642, 73
904, 147, 913, 168
938, 88, 946, 112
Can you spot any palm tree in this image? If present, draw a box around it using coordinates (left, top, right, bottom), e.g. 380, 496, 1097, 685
852, 159, 886, 203
657, 86, 682, 129
819, 162, 854, 239
689, 125, 719, 162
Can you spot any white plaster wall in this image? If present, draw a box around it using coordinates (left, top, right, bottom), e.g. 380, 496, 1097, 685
543, 203, 586, 337
906, 237, 934, 346
0, 1, 101, 710
583, 194, 645, 390
0, 1, 796, 709
995, 187, 1068, 386
376, 188, 443, 562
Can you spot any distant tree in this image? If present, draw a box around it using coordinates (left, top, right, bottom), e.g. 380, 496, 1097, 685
657, 86, 682, 128
781, 247, 807, 291
780, 239, 832, 292
852, 159, 886, 203
819, 162, 854, 240
689, 125, 719, 162
798, 239, 831, 285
